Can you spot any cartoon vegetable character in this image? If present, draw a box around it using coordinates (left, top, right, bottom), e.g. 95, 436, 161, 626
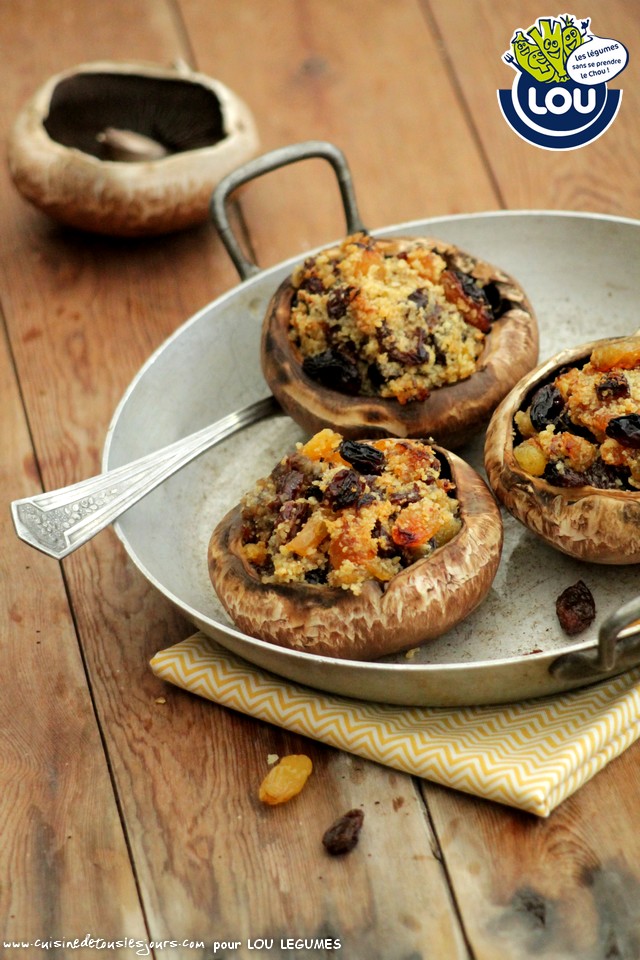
508, 30, 545, 78
527, 17, 568, 80
560, 14, 585, 59
506, 29, 556, 83
526, 46, 560, 83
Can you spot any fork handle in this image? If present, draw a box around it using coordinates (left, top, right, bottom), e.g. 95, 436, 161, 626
11, 396, 279, 560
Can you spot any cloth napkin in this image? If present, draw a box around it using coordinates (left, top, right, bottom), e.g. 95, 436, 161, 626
150, 632, 640, 818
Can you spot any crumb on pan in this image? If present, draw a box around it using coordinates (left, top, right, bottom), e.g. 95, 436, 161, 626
239, 429, 462, 594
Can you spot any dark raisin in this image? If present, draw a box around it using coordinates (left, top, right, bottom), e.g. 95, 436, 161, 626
306, 483, 324, 501
483, 281, 507, 319
324, 469, 365, 511
596, 372, 630, 402
456, 270, 485, 301
414, 327, 430, 362
275, 469, 306, 501
389, 483, 423, 505
339, 439, 385, 475
277, 500, 310, 539
367, 361, 386, 390
322, 809, 365, 855
529, 384, 566, 432
375, 321, 394, 352
326, 285, 356, 320
302, 349, 361, 395
424, 332, 447, 367
304, 567, 328, 584
583, 459, 630, 490
605, 414, 640, 449
556, 580, 596, 636
298, 274, 325, 294
441, 269, 492, 332
385, 342, 418, 366
407, 288, 430, 309
553, 413, 598, 443
542, 462, 586, 487
381, 325, 432, 368
371, 520, 396, 557
240, 521, 257, 544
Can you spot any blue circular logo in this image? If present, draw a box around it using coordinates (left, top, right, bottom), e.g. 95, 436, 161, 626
498, 74, 621, 149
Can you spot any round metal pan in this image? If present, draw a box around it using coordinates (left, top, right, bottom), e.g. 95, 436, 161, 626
103, 146, 640, 706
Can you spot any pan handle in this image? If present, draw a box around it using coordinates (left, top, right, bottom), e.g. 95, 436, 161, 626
549, 594, 640, 682
210, 140, 366, 280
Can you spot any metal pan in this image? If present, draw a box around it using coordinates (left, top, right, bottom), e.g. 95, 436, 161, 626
103, 141, 640, 706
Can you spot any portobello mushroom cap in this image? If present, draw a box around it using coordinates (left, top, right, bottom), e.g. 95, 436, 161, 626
261, 236, 538, 448
484, 338, 640, 564
7, 60, 259, 236
208, 446, 503, 660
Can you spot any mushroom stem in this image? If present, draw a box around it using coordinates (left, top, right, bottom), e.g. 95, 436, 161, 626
96, 127, 169, 162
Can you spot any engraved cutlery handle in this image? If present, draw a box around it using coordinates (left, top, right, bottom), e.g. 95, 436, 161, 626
11, 396, 279, 560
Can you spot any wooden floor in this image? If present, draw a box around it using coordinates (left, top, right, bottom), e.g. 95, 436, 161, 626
2, 2, 640, 958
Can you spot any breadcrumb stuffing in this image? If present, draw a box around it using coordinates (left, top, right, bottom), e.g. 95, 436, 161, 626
239, 429, 462, 594
289, 233, 493, 404
513, 337, 640, 489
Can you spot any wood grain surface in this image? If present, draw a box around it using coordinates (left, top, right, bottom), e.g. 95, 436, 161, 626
1, 2, 639, 959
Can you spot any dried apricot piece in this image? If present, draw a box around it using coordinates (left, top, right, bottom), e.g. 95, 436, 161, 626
590, 337, 640, 372
282, 513, 328, 557
299, 429, 344, 463
258, 755, 313, 805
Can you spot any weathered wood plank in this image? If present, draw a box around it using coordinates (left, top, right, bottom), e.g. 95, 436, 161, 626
1, 0, 481, 955
0, 0, 233, 953
0, 316, 148, 949
8, 2, 639, 958
423, 743, 640, 959
428, 0, 640, 217
417, 4, 640, 958
179, 0, 501, 271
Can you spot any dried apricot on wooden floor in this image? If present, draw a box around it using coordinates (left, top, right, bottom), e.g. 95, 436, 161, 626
258, 754, 313, 805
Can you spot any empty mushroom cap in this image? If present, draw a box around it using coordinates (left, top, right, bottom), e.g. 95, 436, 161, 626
8, 60, 259, 236
208, 446, 503, 660
484, 338, 640, 564
261, 235, 538, 448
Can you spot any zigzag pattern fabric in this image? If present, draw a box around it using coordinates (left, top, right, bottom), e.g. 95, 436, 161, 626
150, 633, 640, 817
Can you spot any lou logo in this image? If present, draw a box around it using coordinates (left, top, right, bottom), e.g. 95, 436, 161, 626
498, 14, 629, 150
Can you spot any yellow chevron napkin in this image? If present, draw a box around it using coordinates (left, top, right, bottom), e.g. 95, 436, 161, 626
150, 633, 640, 817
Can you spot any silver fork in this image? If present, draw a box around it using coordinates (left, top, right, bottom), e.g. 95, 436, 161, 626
11, 396, 279, 560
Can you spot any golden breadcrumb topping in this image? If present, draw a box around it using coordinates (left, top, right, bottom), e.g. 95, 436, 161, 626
239, 429, 462, 594
289, 233, 494, 404
513, 337, 640, 489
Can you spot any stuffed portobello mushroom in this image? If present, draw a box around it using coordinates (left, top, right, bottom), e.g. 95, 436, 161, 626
208, 428, 503, 660
485, 335, 640, 564
261, 232, 538, 448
